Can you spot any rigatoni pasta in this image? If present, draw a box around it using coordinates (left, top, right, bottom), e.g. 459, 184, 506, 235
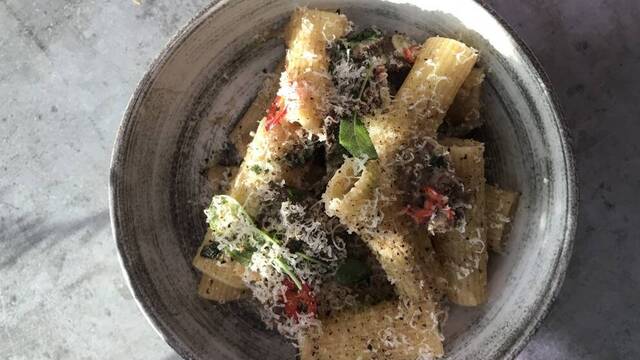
317, 36, 477, 356
198, 275, 247, 302
194, 7, 349, 329
191, 8, 519, 359
325, 38, 478, 304
392, 37, 478, 137
196, 63, 283, 298
442, 67, 486, 136
434, 138, 487, 306
486, 185, 520, 253
283, 9, 349, 133
299, 300, 444, 360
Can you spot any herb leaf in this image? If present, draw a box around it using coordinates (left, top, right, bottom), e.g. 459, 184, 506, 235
335, 258, 371, 285
339, 116, 378, 160
204, 195, 320, 290
228, 247, 256, 266
275, 257, 302, 290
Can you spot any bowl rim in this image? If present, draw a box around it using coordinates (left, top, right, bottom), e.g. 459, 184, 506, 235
109, 1, 577, 359
476, 2, 576, 358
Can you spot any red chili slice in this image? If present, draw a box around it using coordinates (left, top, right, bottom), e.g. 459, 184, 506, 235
402, 45, 420, 64
282, 279, 317, 321
403, 205, 435, 225
404, 186, 455, 225
424, 186, 447, 207
265, 96, 287, 131
443, 207, 455, 221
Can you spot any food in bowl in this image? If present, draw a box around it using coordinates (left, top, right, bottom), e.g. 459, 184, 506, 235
192, 8, 519, 359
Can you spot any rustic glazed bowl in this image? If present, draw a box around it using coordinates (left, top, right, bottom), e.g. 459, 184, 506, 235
109, 0, 577, 359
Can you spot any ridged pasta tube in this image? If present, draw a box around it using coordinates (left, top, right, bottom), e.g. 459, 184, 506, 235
323, 38, 478, 303
324, 158, 447, 314
194, 9, 348, 301
197, 275, 248, 302
193, 230, 247, 289
282, 8, 349, 133
299, 300, 444, 360
392, 37, 478, 138
442, 67, 485, 136
434, 138, 487, 306
485, 185, 519, 253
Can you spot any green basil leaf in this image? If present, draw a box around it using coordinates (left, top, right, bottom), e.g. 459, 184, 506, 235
204, 195, 297, 284
335, 258, 371, 285
339, 116, 378, 160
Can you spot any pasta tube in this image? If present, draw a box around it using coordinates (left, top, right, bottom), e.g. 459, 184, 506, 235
323, 158, 381, 233
195, 65, 285, 298
299, 300, 444, 360
283, 8, 349, 133
204, 8, 346, 213
485, 184, 519, 253
195, 9, 348, 300
324, 159, 445, 302
198, 275, 248, 302
392, 37, 478, 138
193, 230, 247, 289
324, 38, 478, 303
434, 138, 487, 306
195, 118, 299, 297
442, 67, 485, 136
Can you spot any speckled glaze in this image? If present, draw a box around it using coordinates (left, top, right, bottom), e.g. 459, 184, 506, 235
109, 1, 577, 359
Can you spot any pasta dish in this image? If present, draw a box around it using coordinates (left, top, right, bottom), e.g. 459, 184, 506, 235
192, 8, 519, 359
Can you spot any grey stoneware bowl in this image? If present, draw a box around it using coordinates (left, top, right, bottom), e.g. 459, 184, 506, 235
109, 0, 577, 359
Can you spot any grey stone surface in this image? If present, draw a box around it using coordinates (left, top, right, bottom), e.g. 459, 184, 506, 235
0, 0, 637, 359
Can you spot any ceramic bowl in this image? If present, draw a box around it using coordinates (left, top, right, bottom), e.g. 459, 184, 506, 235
109, 1, 577, 359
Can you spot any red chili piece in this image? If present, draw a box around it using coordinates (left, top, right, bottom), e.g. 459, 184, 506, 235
403, 205, 435, 224
404, 186, 455, 225
444, 207, 455, 221
265, 95, 287, 131
402, 45, 420, 64
424, 186, 447, 207
282, 278, 317, 321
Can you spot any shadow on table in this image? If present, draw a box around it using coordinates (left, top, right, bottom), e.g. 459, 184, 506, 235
0, 204, 110, 270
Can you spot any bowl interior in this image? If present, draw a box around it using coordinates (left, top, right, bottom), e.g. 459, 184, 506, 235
110, 1, 575, 359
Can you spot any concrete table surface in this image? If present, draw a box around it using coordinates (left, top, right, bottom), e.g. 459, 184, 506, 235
0, 0, 638, 359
